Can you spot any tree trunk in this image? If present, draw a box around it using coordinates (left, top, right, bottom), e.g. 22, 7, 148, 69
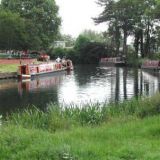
134, 31, 139, 58
115, 26, 120, 56
140, 29, 144, 58
123, 29, 127, 56
145, 18, 150, 56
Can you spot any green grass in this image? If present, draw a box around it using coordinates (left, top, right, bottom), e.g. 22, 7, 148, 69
1, 94, 160, 159
0, 64, 18, 73
1, 116, 160, 159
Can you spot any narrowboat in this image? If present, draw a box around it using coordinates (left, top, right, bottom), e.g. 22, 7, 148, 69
141, 60, 160, 70
100, 57, 126, 66
17, 60, 73, 79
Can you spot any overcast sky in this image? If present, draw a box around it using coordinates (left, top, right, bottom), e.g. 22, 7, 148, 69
55, 0, 107, 37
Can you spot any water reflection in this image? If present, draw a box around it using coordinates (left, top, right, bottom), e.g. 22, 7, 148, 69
58, 66, 160, 105
0, 73, 66, 115
0, 66, 160, 115
18, 73, 64, 95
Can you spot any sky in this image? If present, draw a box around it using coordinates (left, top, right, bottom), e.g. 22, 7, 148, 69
55, 0, 107, 38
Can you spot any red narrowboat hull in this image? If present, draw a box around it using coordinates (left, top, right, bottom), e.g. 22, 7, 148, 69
18, 61, 73, 79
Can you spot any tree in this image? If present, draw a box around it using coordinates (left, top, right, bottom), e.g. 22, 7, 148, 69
59, 34, 75, 47
74, 34, 106, 64
95, 0, 135, 56
1, 0, 61, 49
94, 0, 119, 54
81, 29, 106, 43
107, 23, 121, 56
0, 10, 27, 50
95, 0, 159, 57
78, 42, 106, 64
74, 35, 90, 51
143, 0, 157, 56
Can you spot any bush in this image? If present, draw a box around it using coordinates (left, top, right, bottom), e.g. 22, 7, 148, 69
149, 52, 160, 60
48, 48, 67, 59
48, 48, 79, 63
77, 42, 106, 64
126, 51, 142, 67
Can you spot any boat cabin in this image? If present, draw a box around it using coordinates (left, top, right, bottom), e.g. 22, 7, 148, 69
100, 57, 126, 66
18, 60, 73, 79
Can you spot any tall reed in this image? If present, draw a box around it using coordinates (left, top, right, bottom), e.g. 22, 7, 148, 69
7, 93, 160, 132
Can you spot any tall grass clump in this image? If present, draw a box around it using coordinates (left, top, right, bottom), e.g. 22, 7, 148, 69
62, 102, 106, 125
106, 93, 160, 118
7, 106, 48, 130
7, 105, 72, 132
6, 93, 160, 132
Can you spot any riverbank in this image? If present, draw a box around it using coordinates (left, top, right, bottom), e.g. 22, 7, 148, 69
0, 64, 18, 79
0, 64, 18, 73
0, 59, 37, 79
1, 94, 160, 159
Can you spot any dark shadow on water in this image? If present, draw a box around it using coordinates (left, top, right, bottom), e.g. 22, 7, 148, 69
74, 64, 99, 86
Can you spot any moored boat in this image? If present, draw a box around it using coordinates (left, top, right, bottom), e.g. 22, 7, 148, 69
100, 57, 126, 66
17, 60, 73, 79
141, 60, 160, 70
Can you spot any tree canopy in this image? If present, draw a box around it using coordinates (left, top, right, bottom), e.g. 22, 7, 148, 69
0, 0, 61, 50
95, 0, 160, 57
80, 30, 106, 43
0, 10, 26, 50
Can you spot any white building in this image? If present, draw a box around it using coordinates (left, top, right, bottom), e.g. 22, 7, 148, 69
54, 41, 66, 48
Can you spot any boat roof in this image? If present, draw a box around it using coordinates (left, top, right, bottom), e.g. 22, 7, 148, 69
19, 62, 57, 67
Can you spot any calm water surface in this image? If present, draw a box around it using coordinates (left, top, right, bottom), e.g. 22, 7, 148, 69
0, 65, 160, 115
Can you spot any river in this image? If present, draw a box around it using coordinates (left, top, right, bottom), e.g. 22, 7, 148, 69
0, 65, 160, 116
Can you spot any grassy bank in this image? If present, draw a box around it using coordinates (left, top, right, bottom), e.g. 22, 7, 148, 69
0, 64, 18, 73
1, 116, 160, 160
7, 94, 160, 131
1, 94, 160, 159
